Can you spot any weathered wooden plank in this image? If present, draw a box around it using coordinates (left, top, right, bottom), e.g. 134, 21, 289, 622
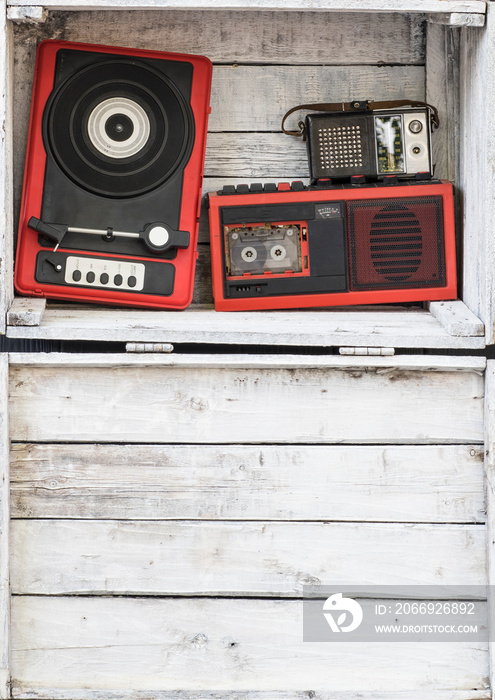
427, 300, 485, 336
10, 597, 489, 693
10, 520, 486, 595
0, 0, 14, 334
459, 6, 495, 345
484, 360, 495, 699
9, 691, 494, 700
209, 66, 424, 132
10, 443, 485, 523
5, 305, 488, 349
0, 355, 9, 699
11, 10, 426, 64
6, 0, 488, 14
7, 353, 487, 370
8, 362, 484, 444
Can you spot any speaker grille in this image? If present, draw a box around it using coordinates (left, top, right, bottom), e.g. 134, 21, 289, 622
347, 196, 446, 291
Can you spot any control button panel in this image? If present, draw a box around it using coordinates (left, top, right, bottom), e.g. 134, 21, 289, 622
64, 256, 145, 291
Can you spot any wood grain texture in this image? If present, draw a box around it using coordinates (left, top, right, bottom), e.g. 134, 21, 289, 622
10, 597, 489, 693
10, 443, 485, 522
0, 355, 9, 699
10, 520, 486, 595
5, 0, 488, 13
484, 360, 495, 696
8, 364, 484, 444
8, 691, 494, 700
459, 6, 495, 345
5, 304, 488, 349
0, 0, 14, 333
11, 10, 427, 64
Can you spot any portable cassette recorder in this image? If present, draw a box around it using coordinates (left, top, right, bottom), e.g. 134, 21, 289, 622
15, 40, 212, 309
208, 179, 457, 312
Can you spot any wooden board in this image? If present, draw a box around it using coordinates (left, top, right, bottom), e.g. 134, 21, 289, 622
10, 443, 485, 522
10, 597, 489, 695
11, 10, 426, 64
10, 520, 486, 595
5, 304, 488, 348
0, 355, 9, 699
8, 362, 485, 444
5, 0, 488, 14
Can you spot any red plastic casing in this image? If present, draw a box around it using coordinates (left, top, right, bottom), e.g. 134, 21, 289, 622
208, 181, 457, 312
15, 40, 212, 309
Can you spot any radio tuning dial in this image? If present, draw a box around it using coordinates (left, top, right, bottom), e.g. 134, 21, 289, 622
409, 120, 423, 134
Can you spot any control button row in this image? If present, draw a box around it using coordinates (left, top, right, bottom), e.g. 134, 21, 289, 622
221, 181, 306, 195
71, 270, 137, 287
65, 256, 145, 292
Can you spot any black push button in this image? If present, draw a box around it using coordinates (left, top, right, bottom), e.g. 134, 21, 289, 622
236, 184, 249, 194
100, 273, 109, 284
249, 183, 263, 193
114, 274, 123, 286
264, 183, 277, 192
72, 269, 82, 282
128, 276, 137, 288
222, 185, 236, 195
291, 180, 305, 191
86, 271, 95, 283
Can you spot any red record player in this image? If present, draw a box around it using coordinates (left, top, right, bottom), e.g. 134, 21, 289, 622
15, 40, 212, 309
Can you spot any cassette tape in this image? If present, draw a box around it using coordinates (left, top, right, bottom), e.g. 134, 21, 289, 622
225, 223, 305, 277
208, 179, 458, 312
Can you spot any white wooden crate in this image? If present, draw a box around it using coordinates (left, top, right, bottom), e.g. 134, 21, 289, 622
0, 0, 493, 348
0, 351, 490, 700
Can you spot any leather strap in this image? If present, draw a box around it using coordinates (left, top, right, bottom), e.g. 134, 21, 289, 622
281, 99, 440, 136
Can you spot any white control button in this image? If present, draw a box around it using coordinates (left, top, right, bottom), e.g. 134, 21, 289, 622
148, 225, 170, 247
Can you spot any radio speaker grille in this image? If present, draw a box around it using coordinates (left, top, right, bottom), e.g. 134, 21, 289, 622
347, 196, 446, 291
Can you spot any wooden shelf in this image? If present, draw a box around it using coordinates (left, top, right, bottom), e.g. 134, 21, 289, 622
5, 0, 488, 14
6, 299, 486, 348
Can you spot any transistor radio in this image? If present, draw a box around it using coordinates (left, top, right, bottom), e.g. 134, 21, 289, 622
281, 100, 439, 183
15, 40, 212, 309
208, 179, 457, 312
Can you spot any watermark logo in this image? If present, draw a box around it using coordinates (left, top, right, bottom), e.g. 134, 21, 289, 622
323, 593, 363, 633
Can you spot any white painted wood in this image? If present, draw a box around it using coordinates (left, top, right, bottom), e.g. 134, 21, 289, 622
6, 5, 45, 20
484, 360, 495, 698
10, 520, 486, 595
460, 4, 495, 345
7, 352, 487, 370
11, 693, 495, 700
6, 298, 46, 327
429, 12, 485, 26
6, 305, 487, 348
427, 300, 485, 336
10, 10, 426, 64
0, 304, 460, 347
0, 356, 9, 699
10, 597, 489, 693
10, 443, 485, 522
8, 360, 485, 443
5, 0, 488, 13
8, 691, 495, 700
0, 0, 14, 335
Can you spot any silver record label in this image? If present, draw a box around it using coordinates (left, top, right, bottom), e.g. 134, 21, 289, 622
225, 224, 302, 277
87, 97, 151, 159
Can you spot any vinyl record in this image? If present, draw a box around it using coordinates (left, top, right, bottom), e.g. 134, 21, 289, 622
43, 58, 195, 197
